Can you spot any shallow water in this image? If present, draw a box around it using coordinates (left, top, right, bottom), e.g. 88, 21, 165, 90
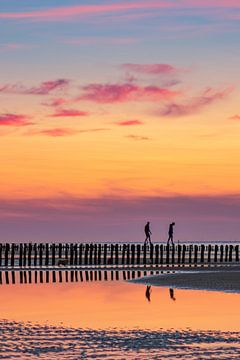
0, 270, 240, 359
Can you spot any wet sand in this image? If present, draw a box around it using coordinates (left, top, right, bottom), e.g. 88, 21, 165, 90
132, 268, 240, 293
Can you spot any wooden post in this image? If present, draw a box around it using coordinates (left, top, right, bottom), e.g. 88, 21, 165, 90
122, 244, 126, 265
126, 244, 130, 265
182, 245, 186, 265
214, 245, 218, 263
34, 244, 37, 267
65, 244, 69, 262
58, 243, 62, 259
70, 243, 74, 266
11, 244, 15, 267
229, 245, 233, 262
20, 271, 23, 284
194, 245, 198, 265
109, 244, 113, 265
79, 244, 83, 265
103, 244, 107, 265
12, 271, 15, 284
46, 271, 49, 283
189, 245, 193, 264
74, 244, 78, 265
80, 271, 83, 282
98, 270, 102, 281
89, 244, 94, 265
39, 244, 43, 267
131, 244, 135, 265
220, 245, 224, 262
28, 243, 32, 267
19, 244, 23, 267
28, 271, 32, 284
34, 270, 37, 284
166, 244, 170, 265
40, 270, 43, 283
155, 244, 159, 265
5, 271, 9, 284
23, 243, 27, 267
123, 271, 126, 280
51, 243, 56, 266
0, 244, 2, 267
97, 244, 101, 265
207, 245, 212, 263
84, 244, 89, 265
24, 271, 27, 283
171, 244, 175, 265
65, 270, 68, 283
59, 271, 62, 283
53, 271, 56, 283
200, 244, 205, 264
160, 244, 163, 265
225, 245, 229, 262
150, 244, 154, 264
115, 244, 119, 265
143, 244, 147, 265
235, 245, 239, 262
4, 243, 10, 267
177, 245, 181, 264
94, 244, 98, 265
45, 243, 49, 266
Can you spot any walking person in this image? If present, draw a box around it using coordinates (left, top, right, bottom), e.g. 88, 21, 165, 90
167, 222, 175, 245
144, 221, 152, 245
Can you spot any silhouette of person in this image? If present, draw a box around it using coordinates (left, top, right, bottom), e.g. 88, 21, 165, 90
167, 222, 175, 245
144, 221, 152, 245
169, 288, 176, 301
145, 285, 152, 302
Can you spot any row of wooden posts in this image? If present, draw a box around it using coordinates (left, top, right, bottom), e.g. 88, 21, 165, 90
0, 243, 239, 268
0, 269, 159, 285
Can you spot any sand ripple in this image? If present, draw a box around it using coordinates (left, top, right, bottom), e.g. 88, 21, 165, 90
0, 320, 239, 359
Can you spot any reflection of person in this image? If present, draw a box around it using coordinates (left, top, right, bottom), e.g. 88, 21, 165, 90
145, 285, 152, 302
144, 222, 152, 245
169, 288, 176, 301
167, 222, 175, 245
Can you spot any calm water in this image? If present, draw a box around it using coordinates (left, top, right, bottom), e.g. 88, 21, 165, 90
0, 271, 240, 359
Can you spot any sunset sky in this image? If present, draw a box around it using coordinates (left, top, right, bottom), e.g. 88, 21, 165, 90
0, 0, 240, 242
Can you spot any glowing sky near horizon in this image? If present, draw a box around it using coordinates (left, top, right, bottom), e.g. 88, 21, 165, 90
0, 0, 240, 241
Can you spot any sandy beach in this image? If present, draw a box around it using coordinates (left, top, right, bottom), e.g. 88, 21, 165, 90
132, 268, 240, 293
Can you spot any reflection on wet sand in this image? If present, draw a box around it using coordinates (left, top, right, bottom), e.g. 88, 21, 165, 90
0, 269, 162, 285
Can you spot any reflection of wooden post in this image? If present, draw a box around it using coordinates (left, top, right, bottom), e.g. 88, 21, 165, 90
40, 271, 43, 283
46, 271, 49, 283
12, 271, 15, 284
200, 244, 205, 263
214, 245, 218, 262
131, 244, 135, 265
65, 271, 68, 283
34, 270, 38, 283
104, 270, 108, 281
24, 271, 27, 283
80, 271, 83, 282
28, 271, 32, 284
0, 244, 2, 267
11, 244, 15, 267
85, 270, 89, 281
235, 245, 239, 262
59, 271, 62, 283
20, 271, 23, 284
5, 271, 9, 284
28, 243, 32, 267
53, 271, 56, 283
98, 270, 102, 281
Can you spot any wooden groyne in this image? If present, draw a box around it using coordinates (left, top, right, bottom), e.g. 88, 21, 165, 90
0, 243, 239, 269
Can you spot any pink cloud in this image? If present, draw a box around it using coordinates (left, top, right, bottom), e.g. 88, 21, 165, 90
126, 134, 150, 141
42, 98, 69, 107
50, 109, 89, 117
27, 127, 109, 137
229, 114, 240, 120
159, 87, 232, 117
0, 113, 33, 126
122, 63, 177, 75
116, 120, 143, 126
0, 79, 69, 96
0, 2, 239, 21
78, 83, 179, 103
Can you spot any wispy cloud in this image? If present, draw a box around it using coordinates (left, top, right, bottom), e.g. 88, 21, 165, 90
116, 120, 143, 126
0, 113, 33, 126
229, 114, 240, 120
50, 109, 89, 117
78, 83, 180, 103
42, 98, 69, 107
0, 79, 69, 96
27, 127, 109, 137
159, 87, 232, 117
121, 63, 177, 75
0, 1, 239, 21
